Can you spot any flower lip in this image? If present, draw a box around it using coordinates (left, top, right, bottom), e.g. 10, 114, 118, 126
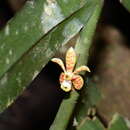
61, 80, 72, 92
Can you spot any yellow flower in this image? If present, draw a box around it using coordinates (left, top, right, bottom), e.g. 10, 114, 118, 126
51, 47, 90, 92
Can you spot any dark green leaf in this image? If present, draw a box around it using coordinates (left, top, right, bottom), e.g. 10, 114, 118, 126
78, 118, 104, 130
75, 82, 101, 124
0, 0, 88, 78
0, 2, 94, 112
108, 114, 129, 130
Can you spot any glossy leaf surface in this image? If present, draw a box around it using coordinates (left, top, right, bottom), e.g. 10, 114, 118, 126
0, 2, 94, 112
0, 0, 88, 78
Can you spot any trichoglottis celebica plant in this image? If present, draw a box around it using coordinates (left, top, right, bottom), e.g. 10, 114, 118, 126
51, 47, 90, 92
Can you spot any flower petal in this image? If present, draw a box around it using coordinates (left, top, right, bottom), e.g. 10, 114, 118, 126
74, 66, 90, 74
66, 47, 76, 72
59, 72, 66, 83
51, 58, 66, 72
72, 75, 84, 90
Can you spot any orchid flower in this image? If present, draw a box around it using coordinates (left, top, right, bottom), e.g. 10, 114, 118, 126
51, 47, 90, 92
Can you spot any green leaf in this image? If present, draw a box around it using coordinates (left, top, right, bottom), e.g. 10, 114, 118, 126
0, 0, 88, 79
0, 2, 95, 112
78, 118, 104, 130
75, 82, 101, 124
108, 114, 129, 130
120, 0, 130, 12
50, 0, 103, 130
50, 91, 79, 130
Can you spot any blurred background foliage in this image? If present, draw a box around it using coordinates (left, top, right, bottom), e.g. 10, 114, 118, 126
0, 0, 130, 130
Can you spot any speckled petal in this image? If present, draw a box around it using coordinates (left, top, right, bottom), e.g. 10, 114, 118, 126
74, 65, 90, 74
59, 72, 66, 83
66, 47, 76, 72
72, 75, 84, 90
51, 58, 66, 72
